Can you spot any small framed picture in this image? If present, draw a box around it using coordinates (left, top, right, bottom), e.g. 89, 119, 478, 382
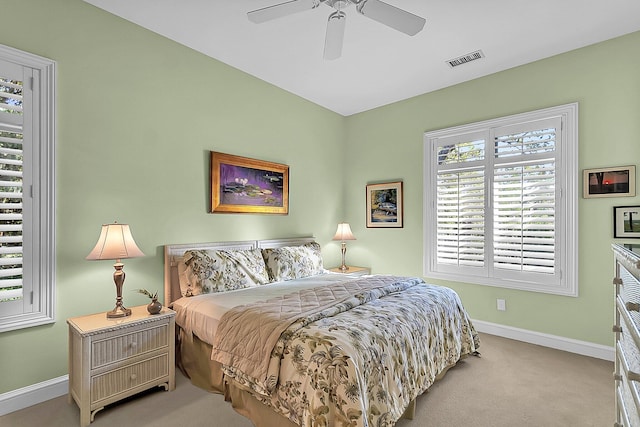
366, 181, 403, 228
583, 166, 635, 198
613, 206, 640, 238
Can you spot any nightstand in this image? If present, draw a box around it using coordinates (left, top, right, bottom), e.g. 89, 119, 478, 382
329, 266, 371, 276
67, 305, 176, 426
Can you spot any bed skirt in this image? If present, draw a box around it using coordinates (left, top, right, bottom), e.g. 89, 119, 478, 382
175, 328, 470, 426
177, 328, 311, 427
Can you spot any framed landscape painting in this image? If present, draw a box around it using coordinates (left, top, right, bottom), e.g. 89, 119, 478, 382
366, 181, 403, 228
583, 166, 635, 198
210, 151, 289, 214
613, 205, 640, 238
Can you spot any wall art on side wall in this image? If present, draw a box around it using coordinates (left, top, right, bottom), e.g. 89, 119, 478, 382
366, 181, 403, 228
613, 205, 640, 238
210, 151, 289, 214
583, 165, 636, 198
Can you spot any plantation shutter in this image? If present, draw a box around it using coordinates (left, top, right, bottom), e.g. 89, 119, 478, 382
430, 117, 562, 285
437, 169, 486, 266
435, 134, 487, 273
0, 59, 30, 316
492, 120, 559, 281
0, 45, 55, 332
425, 104, 577, 295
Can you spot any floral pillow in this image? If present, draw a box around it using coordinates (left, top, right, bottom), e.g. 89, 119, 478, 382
262, 242, 324, 282
178, 248, 270, 297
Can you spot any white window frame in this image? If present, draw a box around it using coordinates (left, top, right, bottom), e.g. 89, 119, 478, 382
0, 44, 56, 332
423, 103, 578, 296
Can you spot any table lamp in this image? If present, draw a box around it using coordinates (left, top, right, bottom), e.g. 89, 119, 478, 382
86, 222, 145, 318
332, 222, 356, 272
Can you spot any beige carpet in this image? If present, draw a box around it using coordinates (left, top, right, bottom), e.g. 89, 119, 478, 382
0, 333, 614, 427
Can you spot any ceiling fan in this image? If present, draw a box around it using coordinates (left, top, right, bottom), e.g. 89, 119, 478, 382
247, 0, 426, 60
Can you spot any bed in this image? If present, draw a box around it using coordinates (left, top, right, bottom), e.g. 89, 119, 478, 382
164, 237, 479, 427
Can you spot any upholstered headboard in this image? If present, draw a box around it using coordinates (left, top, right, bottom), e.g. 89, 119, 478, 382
163, 237, 316, 306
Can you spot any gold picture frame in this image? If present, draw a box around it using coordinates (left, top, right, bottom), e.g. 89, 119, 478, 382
210, 151, 289, 214
366, 181, 403, 228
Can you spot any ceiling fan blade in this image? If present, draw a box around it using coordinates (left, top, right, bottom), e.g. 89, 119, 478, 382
248, 0, 321, 24
355, 0, 425, 36
324, 10, 346, 60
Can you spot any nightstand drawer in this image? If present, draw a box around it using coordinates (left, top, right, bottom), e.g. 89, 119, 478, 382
91, 353, 169, 404
91, 323, 169, 369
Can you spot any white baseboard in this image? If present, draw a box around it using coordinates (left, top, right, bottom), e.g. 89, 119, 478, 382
0, 375, 68, 416
472, 319, 615, 362
0, 322, 614, 417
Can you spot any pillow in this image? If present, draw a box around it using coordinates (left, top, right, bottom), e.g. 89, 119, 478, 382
178, 248, 270, 297
262, 242, 324, 282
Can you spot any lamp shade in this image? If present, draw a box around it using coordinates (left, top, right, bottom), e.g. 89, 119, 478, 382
332, 223, 356, 241
86, 223, 145, 261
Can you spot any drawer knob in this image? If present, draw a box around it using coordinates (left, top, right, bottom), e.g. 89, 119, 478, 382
626, 302, 640, 312
612, 325, 622, 333
614, 373, 622, 381
613, 277, 623, 285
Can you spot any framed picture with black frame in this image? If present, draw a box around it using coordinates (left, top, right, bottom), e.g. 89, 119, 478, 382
613, 205, 640, 238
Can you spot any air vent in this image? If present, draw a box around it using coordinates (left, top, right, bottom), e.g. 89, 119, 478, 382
446, 50, 485, 68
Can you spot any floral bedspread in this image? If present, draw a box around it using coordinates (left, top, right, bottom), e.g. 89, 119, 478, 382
219, 276, 479, 427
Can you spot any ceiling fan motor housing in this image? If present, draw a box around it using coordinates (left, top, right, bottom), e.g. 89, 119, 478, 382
326, 0, 351, 10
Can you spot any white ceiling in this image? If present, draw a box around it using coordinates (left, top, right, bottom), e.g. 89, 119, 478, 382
83, 0, 640, 116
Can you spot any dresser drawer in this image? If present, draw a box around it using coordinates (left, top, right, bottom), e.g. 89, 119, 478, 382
617, 386, 633, 427
90, 353, 170, 404
619, 266, 640, 313
618, 373, 640, 427
618, 302, 640, 377
91, 322, 169, 369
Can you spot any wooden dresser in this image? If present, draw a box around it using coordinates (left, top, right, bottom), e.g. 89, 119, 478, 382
612, 244, 640, 427
67, 305, 176, 426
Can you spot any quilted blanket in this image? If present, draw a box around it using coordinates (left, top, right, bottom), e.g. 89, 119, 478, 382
212, 275, 479, 427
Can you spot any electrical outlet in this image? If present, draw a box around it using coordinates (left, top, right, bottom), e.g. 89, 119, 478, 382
497, 299, 506, 311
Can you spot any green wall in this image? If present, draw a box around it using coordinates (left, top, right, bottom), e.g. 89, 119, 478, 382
0, 0, 345, 393
343, 31, 640, 347
0, 0, 638, 395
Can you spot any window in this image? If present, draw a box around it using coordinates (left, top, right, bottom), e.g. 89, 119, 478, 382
0, 45, 55, 332
423, 104, 578, 296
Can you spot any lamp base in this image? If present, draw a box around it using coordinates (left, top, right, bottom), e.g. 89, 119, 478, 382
106, 305, 132, 318
339, 264, 350, 272
107, 261, 132, 318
